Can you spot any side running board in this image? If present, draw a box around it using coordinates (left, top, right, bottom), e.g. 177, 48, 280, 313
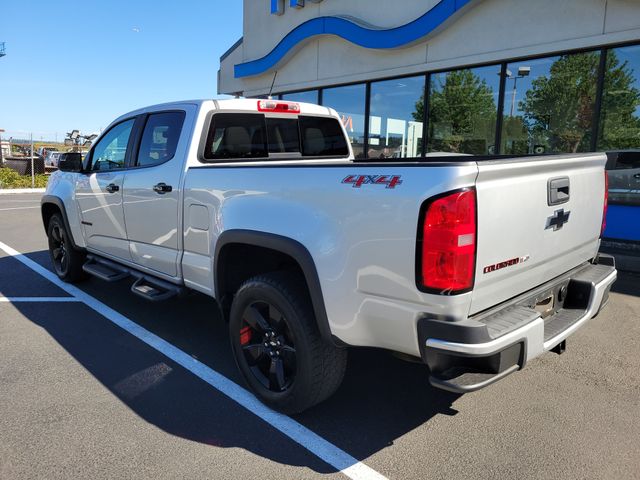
131, 276, 182, 302
83, 256, 129, 282
82, 255, 185, 301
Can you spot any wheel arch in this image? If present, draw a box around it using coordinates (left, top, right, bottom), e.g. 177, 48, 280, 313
214, 230, 337, 345
41, 195, 84, 251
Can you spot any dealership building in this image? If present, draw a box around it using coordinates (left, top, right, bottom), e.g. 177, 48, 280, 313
219, 0, 640, 246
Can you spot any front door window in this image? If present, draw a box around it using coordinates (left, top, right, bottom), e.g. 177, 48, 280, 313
91, 119, 135, 171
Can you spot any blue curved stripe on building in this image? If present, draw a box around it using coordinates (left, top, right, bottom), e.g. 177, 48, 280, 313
234, 0, 473, 78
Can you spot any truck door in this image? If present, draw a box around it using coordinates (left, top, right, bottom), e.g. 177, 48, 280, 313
121, 109, 190, 278
76, 118, 136, 260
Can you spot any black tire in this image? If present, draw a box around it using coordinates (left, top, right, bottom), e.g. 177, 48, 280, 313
229, 272, 347, 414
47, 213, 86, 283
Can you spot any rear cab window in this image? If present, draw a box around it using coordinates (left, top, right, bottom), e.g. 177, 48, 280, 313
202, 112, 349, 161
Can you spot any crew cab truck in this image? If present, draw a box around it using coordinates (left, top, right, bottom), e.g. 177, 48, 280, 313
41, 99, 617, 413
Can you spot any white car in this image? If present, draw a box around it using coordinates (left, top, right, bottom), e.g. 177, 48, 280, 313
41, 99, 616, 413
44, 151, 62, 168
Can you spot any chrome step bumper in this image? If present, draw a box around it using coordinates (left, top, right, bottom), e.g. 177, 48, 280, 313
422, 256, 617, 393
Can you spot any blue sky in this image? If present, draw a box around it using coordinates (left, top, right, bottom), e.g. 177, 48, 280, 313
0, 0, 243, 140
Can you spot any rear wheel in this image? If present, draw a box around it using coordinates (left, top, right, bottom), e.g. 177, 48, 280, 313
229, 272, 347, 414
47, 214, 86, 283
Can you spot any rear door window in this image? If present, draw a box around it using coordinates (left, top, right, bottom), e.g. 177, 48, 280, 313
136, 111, 185, 167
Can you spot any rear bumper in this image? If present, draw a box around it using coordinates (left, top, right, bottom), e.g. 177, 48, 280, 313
420, 255, 617, 393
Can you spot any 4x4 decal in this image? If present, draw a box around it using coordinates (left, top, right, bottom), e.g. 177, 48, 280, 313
342, 175, 403, 189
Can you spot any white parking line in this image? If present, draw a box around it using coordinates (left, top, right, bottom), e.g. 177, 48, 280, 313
0, 206, 41, 211
0, 188, 46, 195
0, 240, 387, 480
0, 296, 80, 302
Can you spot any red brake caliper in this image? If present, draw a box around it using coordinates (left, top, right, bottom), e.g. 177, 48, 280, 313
239, 326, 252, 345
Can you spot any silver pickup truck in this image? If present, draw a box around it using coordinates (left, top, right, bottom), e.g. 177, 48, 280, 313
41, 98, 616, 413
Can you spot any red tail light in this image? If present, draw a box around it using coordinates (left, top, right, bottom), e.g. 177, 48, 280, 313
601, 170, 609, 238
418, 189, 477, 294
257, 100, 300, 114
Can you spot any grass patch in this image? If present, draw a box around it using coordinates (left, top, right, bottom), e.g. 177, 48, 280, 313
0, 167, 49, 189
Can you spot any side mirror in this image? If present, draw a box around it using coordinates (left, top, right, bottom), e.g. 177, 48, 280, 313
58, 152, 84, 172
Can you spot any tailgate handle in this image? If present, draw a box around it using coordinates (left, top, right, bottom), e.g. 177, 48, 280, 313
548, 177, 570, 206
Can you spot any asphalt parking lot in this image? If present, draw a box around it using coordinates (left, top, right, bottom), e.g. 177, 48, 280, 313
1, 192, 639, 480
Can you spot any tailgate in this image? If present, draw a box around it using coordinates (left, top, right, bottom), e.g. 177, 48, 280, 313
470, 153, 607, 315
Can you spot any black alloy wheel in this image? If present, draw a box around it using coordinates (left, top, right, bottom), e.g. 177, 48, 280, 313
239, 301, 297, 392
47, 213, 86, 282
49, 222, 69, 277
229, 273, 347, 414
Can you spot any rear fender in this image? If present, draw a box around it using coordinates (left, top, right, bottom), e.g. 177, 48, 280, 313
214, 229, 336, 345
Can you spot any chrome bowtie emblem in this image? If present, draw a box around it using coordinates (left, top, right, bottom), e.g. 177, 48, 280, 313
546, 209, 571, 231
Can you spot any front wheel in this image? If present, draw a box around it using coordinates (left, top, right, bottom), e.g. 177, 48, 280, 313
229, 272, 347, 414
47, 213, 86, 283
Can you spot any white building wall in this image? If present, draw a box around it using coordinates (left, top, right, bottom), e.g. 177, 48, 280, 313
219, 0, 640, 96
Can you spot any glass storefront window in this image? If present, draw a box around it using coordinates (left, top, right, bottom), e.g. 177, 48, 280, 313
369, 76, 425, 159
281, 90, 319, 104
501, 52, 600, 155
599, 45, 640, 231
607, 151, 640, 206
604, 151, 640, 241
427, 65, 500, 155
598, 45, 640, 151
321, 84, 366, 157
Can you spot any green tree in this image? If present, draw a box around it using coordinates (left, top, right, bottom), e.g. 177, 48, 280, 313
599, 52, 640, 150
521, 53, 599, 153
519, 51, 640, 153
414, 69, 496, 153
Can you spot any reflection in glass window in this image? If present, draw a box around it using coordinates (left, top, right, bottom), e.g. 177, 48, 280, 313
369, 76, 425, 159
599, 46, 640, 212
281, 90, 319, 105
598, 45, 640, 151
427, 65, 500, 155
607, 151, 640, 207
501, 52, 600, 155
322, 84, 366, 158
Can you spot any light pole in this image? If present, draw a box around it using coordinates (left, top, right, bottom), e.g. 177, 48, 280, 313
508, 66, 531, 117
0, 43, 5, 167
0, 128, 4, 167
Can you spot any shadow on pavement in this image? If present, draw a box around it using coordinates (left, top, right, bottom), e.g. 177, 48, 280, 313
2, 251, 460, 474
610, 271, 640, 297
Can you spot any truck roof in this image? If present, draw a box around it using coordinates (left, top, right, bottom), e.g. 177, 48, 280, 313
115, 98, 336, 123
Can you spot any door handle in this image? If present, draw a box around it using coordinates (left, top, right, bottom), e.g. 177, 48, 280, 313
105, 183, 120, 193
634, 173, 640, 179
153, 183, 173, 194
548, 177, 570, 206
